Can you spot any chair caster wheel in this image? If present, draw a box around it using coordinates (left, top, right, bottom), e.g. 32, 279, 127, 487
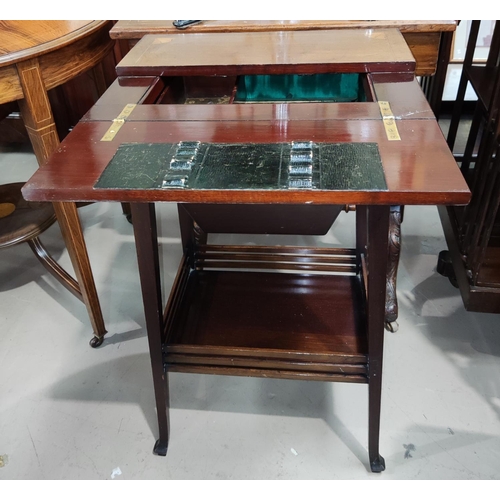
385, 321, 399, 332
126, 213, 133, 224
370, 455, 386, 473
89, 336, 104, 348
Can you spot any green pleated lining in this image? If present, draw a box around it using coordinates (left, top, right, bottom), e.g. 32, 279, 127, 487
234, 73, 364, 102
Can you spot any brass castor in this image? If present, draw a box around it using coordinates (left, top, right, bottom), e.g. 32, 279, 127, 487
385, 321, 399, 333
89, 336, 104, 348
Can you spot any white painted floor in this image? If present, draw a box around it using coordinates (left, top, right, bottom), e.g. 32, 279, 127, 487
1, 143, 500, 481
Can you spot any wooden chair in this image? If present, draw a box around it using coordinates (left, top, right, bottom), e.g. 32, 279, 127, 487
0, 182, 84, 299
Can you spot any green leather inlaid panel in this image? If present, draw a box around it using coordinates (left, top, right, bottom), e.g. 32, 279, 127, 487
94, 142, 387, 191
235, 74, 364, 102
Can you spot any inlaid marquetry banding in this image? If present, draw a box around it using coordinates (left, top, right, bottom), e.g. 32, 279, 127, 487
24, 122, 58, 134
40, 129, 60, 160
20, 65, 52, 124
24, 125, 59, 162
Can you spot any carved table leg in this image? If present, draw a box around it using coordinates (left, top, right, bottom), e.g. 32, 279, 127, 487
17, 57, 107, 346
177, 204, 208, 263
385, 205, 403, 332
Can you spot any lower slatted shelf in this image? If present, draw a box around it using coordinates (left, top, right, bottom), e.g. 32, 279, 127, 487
163, 245, 367, 383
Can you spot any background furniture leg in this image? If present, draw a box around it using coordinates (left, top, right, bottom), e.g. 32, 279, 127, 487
16, 56, 107, 346
16, 58, 60, 161
53, 202, 107, 347
28, 236, 82, 299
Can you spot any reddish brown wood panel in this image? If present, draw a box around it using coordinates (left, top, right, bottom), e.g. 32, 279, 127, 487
110, 20, 457, 39
21, 103, 470, 206
116, 30, 415, 77
167, 270, 366, 354
109, 20, 457, 77
82, 77, 435, 123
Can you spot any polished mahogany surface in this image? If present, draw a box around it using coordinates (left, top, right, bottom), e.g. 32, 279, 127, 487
110, 20, 457, 77
116, 30, 415, 77
24, 29, 470, 206
22, 99, 470, 206
83, 78, 436, 123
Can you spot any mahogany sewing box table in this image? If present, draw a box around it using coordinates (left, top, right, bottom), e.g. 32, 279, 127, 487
22, 29, 470, 472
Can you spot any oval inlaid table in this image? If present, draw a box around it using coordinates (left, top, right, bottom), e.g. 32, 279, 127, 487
0, 20, 115, 346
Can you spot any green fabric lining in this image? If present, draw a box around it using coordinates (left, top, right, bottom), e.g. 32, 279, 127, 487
235, 73, 364, 102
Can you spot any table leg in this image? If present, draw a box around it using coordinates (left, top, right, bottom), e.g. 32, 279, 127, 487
366, 205, 390, 473
358, 204, 402, 333
424, 31, 454, 120
16, 57, 107, 346
52, 202, 107, 346
177, 204, 208, 257
16, 59, 60, 161
356, 206, 368, 267
131, 203, 170, 455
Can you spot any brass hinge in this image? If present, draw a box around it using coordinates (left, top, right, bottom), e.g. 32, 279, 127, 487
100, 104, 137, 141
378, 101, 401, 141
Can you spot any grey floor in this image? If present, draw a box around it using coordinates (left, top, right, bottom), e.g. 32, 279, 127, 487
1, 141, 500, 481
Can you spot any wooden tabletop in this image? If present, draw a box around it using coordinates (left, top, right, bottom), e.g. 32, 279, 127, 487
110, 20, 458, 39
0, 20, 115, 106
116, 29, 415, 78
21, 97, 470, 207
0, 21, 109, 67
